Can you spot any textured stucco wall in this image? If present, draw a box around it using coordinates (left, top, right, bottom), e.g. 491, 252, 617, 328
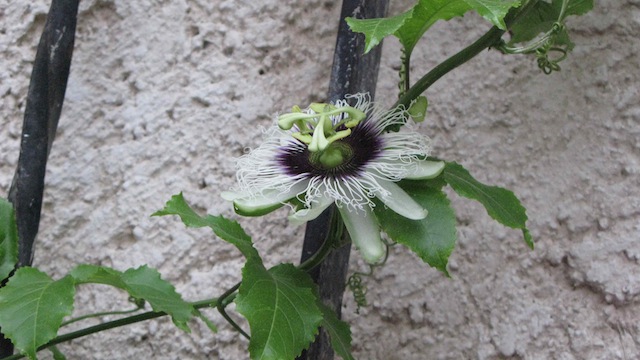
1, 1, 639, 359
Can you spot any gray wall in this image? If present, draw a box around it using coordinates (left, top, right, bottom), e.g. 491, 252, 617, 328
1, 1, 638, 359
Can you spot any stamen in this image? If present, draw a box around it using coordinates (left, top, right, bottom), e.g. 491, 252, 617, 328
279, 101, 367, 152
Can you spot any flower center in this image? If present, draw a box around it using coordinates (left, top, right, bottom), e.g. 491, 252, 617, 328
277, 102, 366, 152
312, 142, 353, 169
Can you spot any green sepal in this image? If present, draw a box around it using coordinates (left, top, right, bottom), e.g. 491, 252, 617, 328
233, 201, 284, 217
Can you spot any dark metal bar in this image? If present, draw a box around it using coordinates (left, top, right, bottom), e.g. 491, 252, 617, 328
7, 0, 80, 267
2, 0, 80, 356
298, 1, 388, 359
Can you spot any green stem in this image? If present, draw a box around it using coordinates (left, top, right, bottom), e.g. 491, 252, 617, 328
60, 305, 143, 327
214, 216, 339, 339
394, 26, 505, 110
399, 47, 410, 98
299, 206, 343, 273
216, 282, 247, 339
1, 299, 217, 360
394, 0, 538, 110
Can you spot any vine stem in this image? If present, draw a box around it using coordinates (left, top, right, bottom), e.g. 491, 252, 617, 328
394, 26, 505, 110
0, 299, 216, 360
0, 221, 340, 360
60, 305, 144, 327
1, 3, 543, 360
394, 0, 538, 110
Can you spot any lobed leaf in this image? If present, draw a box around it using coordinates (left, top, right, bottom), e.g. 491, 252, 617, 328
69, 264, 195, 333
0, 198, 18, 281
347, 0, 520, 55
121, 266, 194, 332
236, 262, 322, 360
509, 0, 593, 45
443, 162, 533, 248
345, 11, 413, 54
0, 268, 75, 360
317, 302, 354, 360
194, 308, 218, 333
153, 193, 258, 260
69, 264, 127, 288
375, 181, 457, 275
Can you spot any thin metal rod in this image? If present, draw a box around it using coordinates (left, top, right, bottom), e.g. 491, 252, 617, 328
298, 1, 388, 359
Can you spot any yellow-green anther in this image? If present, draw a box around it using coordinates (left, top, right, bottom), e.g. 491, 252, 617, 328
344, 108, 366, 121
310, 103, 336, 113
334, 107, 366, 128
325, 128, 351, 143
344, 119, 360, 128
279, 103, 365, 151
278, 112, 315, 130
292, 132, 313, 144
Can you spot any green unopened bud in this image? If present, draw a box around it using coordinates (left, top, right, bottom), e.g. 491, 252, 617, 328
408, 96, 428, 123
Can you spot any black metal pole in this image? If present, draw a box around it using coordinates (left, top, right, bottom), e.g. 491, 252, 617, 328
298, 1, 388, 359
2, 0, 80, 356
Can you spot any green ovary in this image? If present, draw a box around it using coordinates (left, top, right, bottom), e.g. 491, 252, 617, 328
313, 143, 352, 170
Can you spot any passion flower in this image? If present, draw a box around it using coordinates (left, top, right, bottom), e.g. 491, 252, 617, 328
222, 93, 443, 263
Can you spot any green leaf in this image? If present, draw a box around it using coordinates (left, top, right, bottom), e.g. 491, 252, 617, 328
345, 11, 413, 54
374, 182, 457, 275
120, 266, 194, 332
563, 0, 593, 16
347, 0, 520, 55
443, 162, 533, 248
509, 0, 593, 44
317, 302, 354, 360
464, 0, 522, 29
236, 262, 322, 360
69, 264, 127, 288
0, 198, 18, 280
0, 268, 75, 360
69, 264, 195, 332
397, 0, 520, 54
194, 308, 218, 333
153, 193, 258, 259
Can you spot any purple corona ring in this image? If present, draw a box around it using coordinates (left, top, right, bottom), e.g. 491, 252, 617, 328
222, 93, 444, 263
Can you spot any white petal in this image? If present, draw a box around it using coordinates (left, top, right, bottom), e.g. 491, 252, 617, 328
230, 181, 308, 216
288, 196, 333, 226
221, 191, 245, 201
405, 160, 445, 180
375, 180, 428, 220
338, 206, 385, 264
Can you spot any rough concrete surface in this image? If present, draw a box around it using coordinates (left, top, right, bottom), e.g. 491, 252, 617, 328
1, 0, 639, 359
